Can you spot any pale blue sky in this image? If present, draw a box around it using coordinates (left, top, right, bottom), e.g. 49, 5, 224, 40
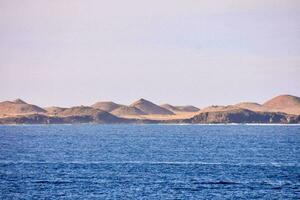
0, 0, 299, 107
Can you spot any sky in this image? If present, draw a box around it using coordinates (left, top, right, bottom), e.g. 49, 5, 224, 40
0, 0, 300, 108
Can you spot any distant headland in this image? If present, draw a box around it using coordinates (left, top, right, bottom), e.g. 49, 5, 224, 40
0, 95, 299, 124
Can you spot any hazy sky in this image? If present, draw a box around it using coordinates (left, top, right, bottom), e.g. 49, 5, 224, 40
1, 0, 300, 107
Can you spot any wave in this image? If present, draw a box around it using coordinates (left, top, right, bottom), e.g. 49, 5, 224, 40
32, 180, 73, 184
0, 160, 299, 167
199, 181, 240, 185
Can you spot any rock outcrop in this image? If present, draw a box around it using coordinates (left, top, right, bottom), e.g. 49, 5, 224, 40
183, 108, 298, 124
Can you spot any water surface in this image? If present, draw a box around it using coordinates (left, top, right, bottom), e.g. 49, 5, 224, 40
0, 125, 299, 199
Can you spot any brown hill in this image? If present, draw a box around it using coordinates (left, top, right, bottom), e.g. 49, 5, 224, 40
160, 104, 182, 112
263, 95, 300, 115
56, 106, 103, 116
0, 99, 46, 116
13, 99, 27, 104
91, 101, 122, 112
234, 102, 268, 112
111, 106, 146, 116
54, 106, 125, 123
44, 106, 67, 115
200, 105, 235, 113
161, 104, 199, 113
176, 105, 200, 112
201, 104, 268, 113
131, 98, 174, 115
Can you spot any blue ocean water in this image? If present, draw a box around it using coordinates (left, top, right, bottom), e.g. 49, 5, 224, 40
0, 125, 299, 199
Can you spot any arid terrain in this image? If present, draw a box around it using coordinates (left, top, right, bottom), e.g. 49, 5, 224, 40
0, 95, 299, 124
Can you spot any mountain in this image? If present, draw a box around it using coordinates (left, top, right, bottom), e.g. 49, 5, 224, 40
111, 106, 146, 116
0, 99, 46, 116
91, 101, 122, 112
130, 98, 174, 115
161, 104, 200, 113
263, 95, 300, 115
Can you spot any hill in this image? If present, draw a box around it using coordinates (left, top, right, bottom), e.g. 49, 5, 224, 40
111, 106, 146, 116
263, 95, 300, 115
51, 106, 127, 123
0, 99, 46, 116
234, 102, 268, 112
130, 98, 174, 115
160, 104, 182, 112
161, 104, 200, 113
176, 105, 200, 112
44, 106, 67, 115
0, 94, 299, 124
200, 105, 235, 113
91, 101, 122, 112
54, 106, 102, 116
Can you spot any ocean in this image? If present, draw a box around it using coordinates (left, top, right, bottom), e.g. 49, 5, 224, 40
0, 125, 299, 199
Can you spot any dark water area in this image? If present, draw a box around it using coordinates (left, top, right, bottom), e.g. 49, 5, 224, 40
0, 125, 299, 199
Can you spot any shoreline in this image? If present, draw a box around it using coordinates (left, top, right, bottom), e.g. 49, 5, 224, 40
1, 123, 300, 126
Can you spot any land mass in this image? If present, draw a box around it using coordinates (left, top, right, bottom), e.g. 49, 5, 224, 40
0, 95, 299, 124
